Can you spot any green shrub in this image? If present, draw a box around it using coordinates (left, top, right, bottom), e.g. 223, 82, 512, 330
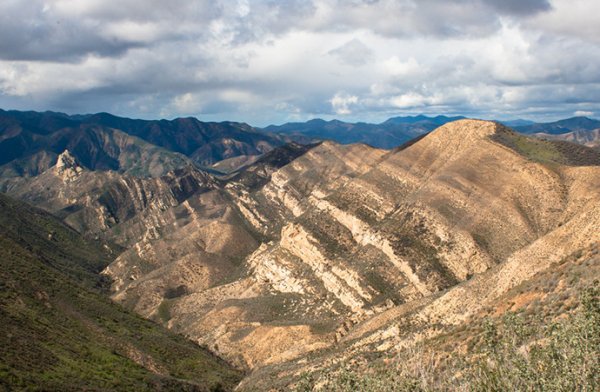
292, 282, 600, 392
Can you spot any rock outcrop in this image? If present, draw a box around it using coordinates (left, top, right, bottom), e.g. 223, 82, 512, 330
54, 150, 83, 182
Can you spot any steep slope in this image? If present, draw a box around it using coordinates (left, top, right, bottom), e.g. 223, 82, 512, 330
263, 115, 464, 149
236, 121, 600, 389
102, 120, 599, 373
0, 193, 241, 391
102, 141, 389, 368
241, 244, 600, 390
223, 142, 317, 189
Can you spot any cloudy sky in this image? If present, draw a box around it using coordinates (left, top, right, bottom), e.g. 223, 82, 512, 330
0, 0, 599, 126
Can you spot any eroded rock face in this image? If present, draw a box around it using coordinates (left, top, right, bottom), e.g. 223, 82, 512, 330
5, 159, 218, 237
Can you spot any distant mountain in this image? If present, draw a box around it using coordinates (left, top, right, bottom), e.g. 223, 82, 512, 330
0, 110, 194, 178
0, 192, 241, 390
382, 114, 465, 125
263, 115, 465, 149
78, 112, 284, 165
0, 109, 284, 177
499, 119, 536, 127
265, 115, 600, 150
515, 116, 600, 134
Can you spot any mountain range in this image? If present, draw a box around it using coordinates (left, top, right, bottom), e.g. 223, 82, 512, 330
263, 115, 466, 148
1, 109, 598, 183
265, 115, 600, 149
0, 109, 284, 179
1, 109, 599, 390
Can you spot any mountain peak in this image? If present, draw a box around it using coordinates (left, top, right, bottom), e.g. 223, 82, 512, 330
54, 149, 83, 181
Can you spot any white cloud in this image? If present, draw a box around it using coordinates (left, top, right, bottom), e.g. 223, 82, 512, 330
330, 92, 359, 115
101, 21, 165, 44
383, 57, 420, 77
390, 92, 426, 109
172, 93, 201, 113
527, 0, 600, 44
574, 110, 594, 117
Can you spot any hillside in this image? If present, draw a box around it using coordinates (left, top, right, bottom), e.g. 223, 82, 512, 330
0, 193, 242, 391
533, 129, 600, 148
0, 151, 219, 239
237, 120, 600, 389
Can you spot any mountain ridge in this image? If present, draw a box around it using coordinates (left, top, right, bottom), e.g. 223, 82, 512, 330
515, 116, 600, 134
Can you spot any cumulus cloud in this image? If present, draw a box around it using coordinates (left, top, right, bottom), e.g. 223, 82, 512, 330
383, 57, 420, 77
0, 0, 598, 125
330, 92, 359, 115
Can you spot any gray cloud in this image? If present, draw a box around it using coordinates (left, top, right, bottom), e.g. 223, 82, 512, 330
0, 0, 598, 125
483, 0, 552, 15
328, 38, 374, 66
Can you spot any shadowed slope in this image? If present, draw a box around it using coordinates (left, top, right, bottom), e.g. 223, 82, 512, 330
0, 193, 242, 391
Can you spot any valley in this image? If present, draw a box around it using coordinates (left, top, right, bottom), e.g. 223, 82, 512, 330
1, 113, 598, 390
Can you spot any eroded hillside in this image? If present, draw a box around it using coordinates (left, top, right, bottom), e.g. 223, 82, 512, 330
3, 119, 599, 388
